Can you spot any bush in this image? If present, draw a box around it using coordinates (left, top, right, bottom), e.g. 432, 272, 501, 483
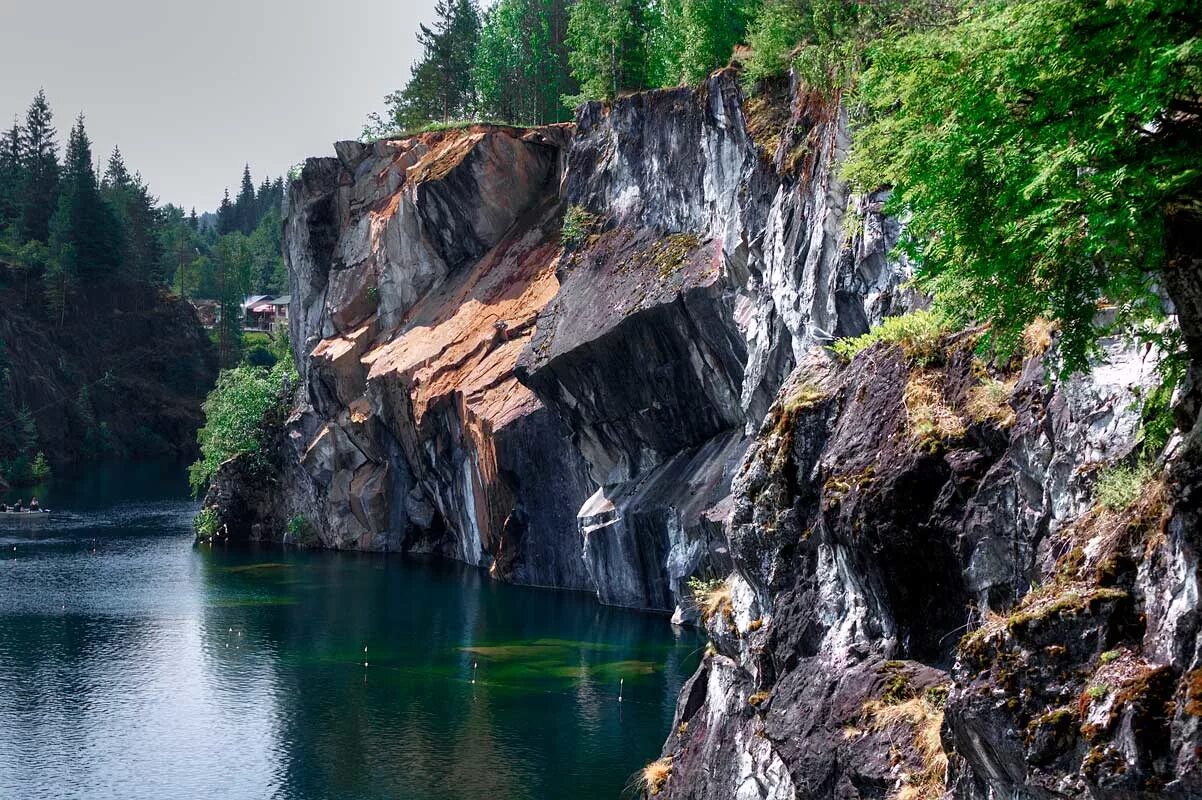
286, 513, 316, 545
194, 507, 219, 541
831, 310, 950, 364
187, 362, 292, 497
30, 452, 51, 483
1095, 463, 1152, 511
560, 205, 598, 249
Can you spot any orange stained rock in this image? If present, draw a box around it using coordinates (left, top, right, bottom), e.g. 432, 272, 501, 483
361, 218, 563, 432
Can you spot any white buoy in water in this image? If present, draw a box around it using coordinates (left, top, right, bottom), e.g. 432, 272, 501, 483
619, 678, 624, 703
472, 660, 478, 684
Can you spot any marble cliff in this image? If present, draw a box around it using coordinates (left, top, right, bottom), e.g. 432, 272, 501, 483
205, 68, 1202, 798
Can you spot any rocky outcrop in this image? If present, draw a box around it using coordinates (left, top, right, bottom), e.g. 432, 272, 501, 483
209, 68, 911, 613
651, 324, 1202, 798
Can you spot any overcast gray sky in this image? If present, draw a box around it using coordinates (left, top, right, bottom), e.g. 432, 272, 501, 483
0, 0, 437, 212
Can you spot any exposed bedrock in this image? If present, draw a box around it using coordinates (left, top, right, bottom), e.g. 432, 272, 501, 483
517, 69, 912, 613
209, 68, 913, 613
652, 327, 1202, 798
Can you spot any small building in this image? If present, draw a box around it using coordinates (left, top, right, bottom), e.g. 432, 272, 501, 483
244, 295, 290, 331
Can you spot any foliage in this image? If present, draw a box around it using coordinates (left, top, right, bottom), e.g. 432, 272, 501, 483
565, 0, 649, 104
187, 362, 291, 496
560, 205, 598, 248
845, 0, 1202, 373
830, 310, 950, 364
370, 0, 482, 133
1095, 463, 1152, 511
744, 0, 950, 89
30, 451, 51, 483
194, 507, 220, 540
286, 513, 316, 545
473, 0, 576, 125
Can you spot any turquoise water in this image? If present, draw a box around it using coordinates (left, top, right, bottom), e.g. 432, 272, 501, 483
0, 465, 699, 799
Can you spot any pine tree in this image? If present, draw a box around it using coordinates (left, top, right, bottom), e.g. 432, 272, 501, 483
216, 188, 235, 235
188, 208, 199, 232
234, 164, 256, 234
49, 115, 120, 294
0, 120, 23, 233
385, 0, 482, 129
19, 89, 60, 243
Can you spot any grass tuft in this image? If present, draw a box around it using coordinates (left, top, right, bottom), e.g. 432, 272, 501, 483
687, 576, 732, 624
1095, 463, 1152, 511
636, 757, 673, 796
831, 310, 950, 365
863, 693, 948, 800
966, 377, 1016, 427
904, 371, 965, 449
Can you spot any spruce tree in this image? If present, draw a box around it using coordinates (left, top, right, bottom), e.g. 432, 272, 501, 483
49, 115, 120, 292
234, 164, 256, 234
216, 188, 235, 235
0, 120, 23, 234
102, 146, 132, 190
19, 89, 60, 243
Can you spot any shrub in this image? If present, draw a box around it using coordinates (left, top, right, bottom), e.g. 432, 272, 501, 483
687, 576, 732, 623
194, 507, 219, 541
187, 362, 292, 497
831, 310, 950, 365
560, 205, 597, 250
286, 513, 316, 545
30, 452, 51, 483
1095, 463, 1151, 511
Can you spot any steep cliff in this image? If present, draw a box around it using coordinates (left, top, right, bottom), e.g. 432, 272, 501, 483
199, 64, 1202, 798
209, 69, 911, 614
648, 327, 1202, 799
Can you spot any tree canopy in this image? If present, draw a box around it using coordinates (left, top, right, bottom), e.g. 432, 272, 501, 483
845, 0, 1202, 370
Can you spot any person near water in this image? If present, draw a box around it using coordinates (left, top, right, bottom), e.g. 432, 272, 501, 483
29, 498, 39, 511
0, 503, 7, 512
12, 499, 22, 512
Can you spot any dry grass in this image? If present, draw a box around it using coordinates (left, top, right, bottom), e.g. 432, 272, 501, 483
966, 377, 1017, 427
637, 757, 673, 796
1023, 318, 1056, 358
689, 577, 733, 624
904, 371, 966, 447
863, 696, 948, 800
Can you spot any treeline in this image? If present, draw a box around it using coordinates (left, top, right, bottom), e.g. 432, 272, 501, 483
0, 89, 287, 321
365, 0, 927, 136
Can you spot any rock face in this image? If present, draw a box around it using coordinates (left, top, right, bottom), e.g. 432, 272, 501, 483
651, 326, 1202, 799
200, 64, 1202, 798
209, 69, 911, 612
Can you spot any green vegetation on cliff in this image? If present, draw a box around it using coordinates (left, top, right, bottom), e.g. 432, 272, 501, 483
845, 0, 1202, 371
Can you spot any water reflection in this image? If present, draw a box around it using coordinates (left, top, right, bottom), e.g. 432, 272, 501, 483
0, 465, 699, 800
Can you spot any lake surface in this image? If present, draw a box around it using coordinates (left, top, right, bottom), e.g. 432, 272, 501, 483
0, 464, 700, 800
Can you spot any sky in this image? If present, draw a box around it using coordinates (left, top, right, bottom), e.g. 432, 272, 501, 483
0, 0, 438, 212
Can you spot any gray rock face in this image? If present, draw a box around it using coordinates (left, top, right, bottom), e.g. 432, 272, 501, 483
211, 70, 912, 615
517, 69, 913, 612
653, 328, 1202, 799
